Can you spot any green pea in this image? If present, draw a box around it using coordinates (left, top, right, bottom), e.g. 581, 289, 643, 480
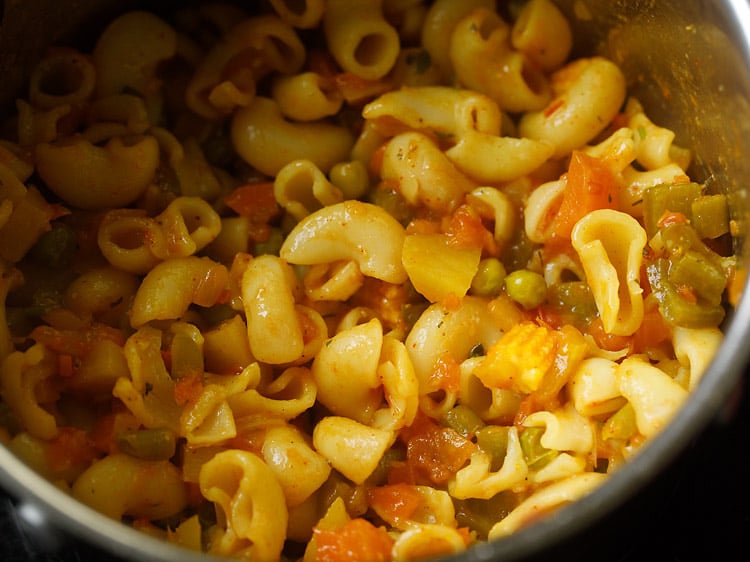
30, 222, 77, 269
441, 404, 485, 439
253, 227, 284, 256
471, 258, 507, 296
504, 269, 547, 310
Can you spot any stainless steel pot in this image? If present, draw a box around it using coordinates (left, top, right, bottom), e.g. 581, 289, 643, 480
1, 1, 749, 561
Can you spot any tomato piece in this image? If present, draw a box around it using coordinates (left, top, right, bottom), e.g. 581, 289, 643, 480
46, 427, 97, 473
398, 414, 476, 485
367, 483, 422, 523
224, 182, 280, 226
314, 518, 393, 562
429, 353, 461, 394
444, 204, 496, 254
30, 324, 126, 357
173, 373, 204, 407
551, 151, 617, 240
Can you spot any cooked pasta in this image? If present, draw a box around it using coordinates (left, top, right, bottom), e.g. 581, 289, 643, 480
0, 2, 738, 562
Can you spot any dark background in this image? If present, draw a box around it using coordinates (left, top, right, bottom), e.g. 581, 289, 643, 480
1, 370, 748, 562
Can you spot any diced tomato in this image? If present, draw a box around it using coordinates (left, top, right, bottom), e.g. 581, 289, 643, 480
314, 518, 393, 562
224, 182, 280, 225
585, 317, 634, 353
657, 210, 689, 229
174, 373, 204, 407
396, 413, 476, 485
30, 324, 126, 358
367, 483, 422, 523
46, 427, 97, 473
632, 309, 672, 353
369, 143, 387, 177
551, 151, 617, 240
444, 204, 498, 255
57, 353, 76, 377
429, 353, 461, 394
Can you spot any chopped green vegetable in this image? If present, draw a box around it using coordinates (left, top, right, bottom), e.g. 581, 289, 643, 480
441, 404, 485, 439
116, 428, 177, 461
475, 425, 509, 472
647, 258, 725, 327
471, 258, 506, 297
253, 226, 284, 256
454, 492, 518, 540
30, 222, 77, 269
369, 187, 412, 226
667, 250, 726, 305
546, 281, 598, 327
691, 194, 729, 239
643, 182, 702, 237
504, 269, 547, 310
519, 426, 557, 469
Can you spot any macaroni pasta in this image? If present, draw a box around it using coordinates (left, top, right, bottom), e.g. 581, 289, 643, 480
0, 3, 737, 562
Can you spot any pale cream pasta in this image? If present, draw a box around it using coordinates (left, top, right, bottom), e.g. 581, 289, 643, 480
0, 3, 736, 562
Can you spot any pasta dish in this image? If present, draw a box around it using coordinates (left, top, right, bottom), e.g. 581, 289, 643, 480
0, 1, 740, 560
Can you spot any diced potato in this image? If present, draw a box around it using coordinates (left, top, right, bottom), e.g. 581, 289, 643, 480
402, 233, 481, 303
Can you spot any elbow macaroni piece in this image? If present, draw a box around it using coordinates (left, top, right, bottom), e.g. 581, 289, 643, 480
445, 130, 554, 184
73, 454, 187, 521
274, 159, 344, 222
129, 256, 229, 327
271, 72, 344, 121
571, 209, 647, 336
522, 403, 595, 454
280, 200, 407, 284
421, 0, 495, 77
406, 297, 503, 396
185, 14, 305, 119
312, 415, 394, 484
93, 11, 177, 99
323, 0, 400, 80
380, 132, 476, 213
261, 424, 331, 506
362, 86, 503, 138
0, 344, 58, 440
672, 326, 722, 391
450, 8, 551, 113
489, 472, 607, 538
617, 357, 689, 438
269, 0, 325, 28
449, 426, 528, 500
231, 96, 355, 176
29, 48, 96, 110
511, 0, 572, 72
200, 449, 288, 562
35, 135, 160, 210
519, 57, 626, 158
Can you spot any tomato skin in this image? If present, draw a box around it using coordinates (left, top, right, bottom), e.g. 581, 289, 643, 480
551, 151, 617, 240
314, 518, 394, 562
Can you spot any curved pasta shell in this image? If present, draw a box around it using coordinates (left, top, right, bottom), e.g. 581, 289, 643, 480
280, 200, 407, 284
571, 209, 647, 336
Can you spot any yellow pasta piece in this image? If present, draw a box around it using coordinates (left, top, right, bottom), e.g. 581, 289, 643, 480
72, 454, 187, 521
200, 449, 288, 562
280, 200, 408, 284
35, 135, 159, 210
